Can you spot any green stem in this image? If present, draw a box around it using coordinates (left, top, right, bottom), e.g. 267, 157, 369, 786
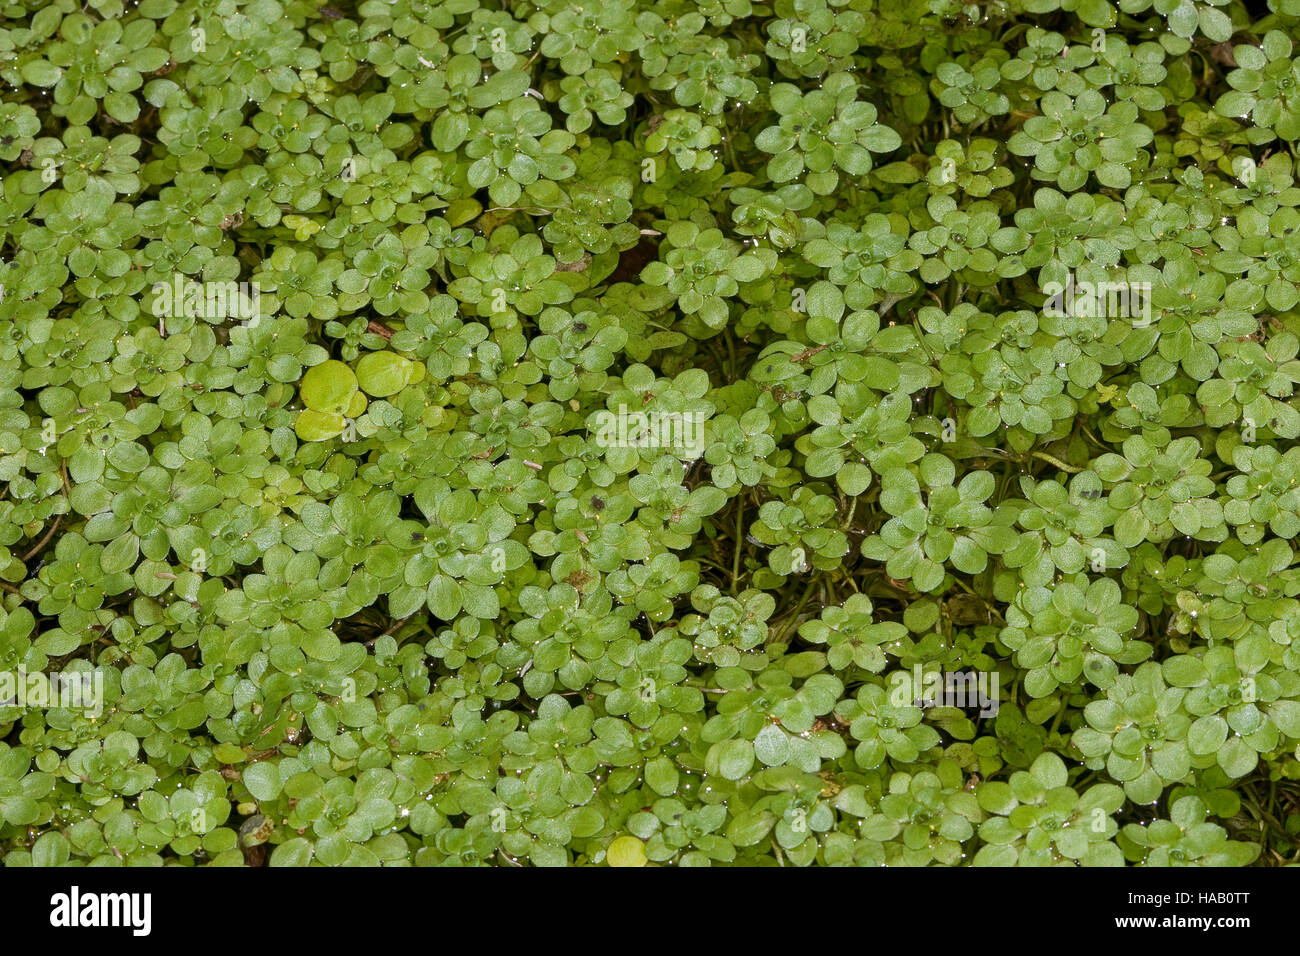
773, 576, 818, 644
951, 575, 1004, 622
842, 495, 858, 532
1030, 451, 1082, 473
1049, 701, 1067, 737
731, 494, 746, 596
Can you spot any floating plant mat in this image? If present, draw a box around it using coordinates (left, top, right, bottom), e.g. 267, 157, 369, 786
0, 0, 1298, 867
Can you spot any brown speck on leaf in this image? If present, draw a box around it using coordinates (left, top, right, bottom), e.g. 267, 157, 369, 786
556, 254, 591, 273
565, 568, 593, 591
18, 147, 33, 167
366, 319, 394, 339
220, 211, 244, 230
320, 6, 344, 19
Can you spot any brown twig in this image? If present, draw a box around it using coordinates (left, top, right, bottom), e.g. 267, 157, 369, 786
21, 513, 63, 563
21, 462, 70, 564
381, 615, 412, 637
791, 344, 830, 363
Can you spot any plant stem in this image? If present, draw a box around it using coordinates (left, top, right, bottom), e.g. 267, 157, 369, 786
1029, 451, 1082, 473
731, 494, 745, 595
